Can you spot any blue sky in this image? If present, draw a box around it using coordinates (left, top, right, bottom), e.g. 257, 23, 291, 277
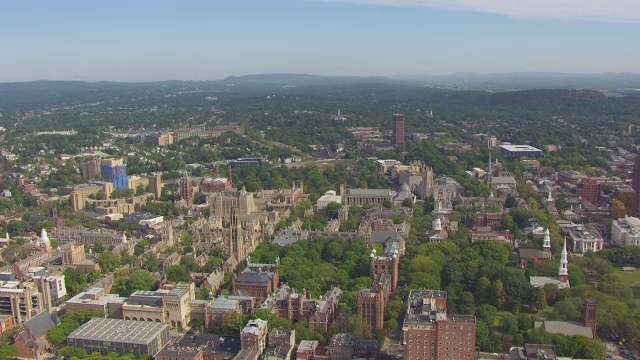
0, 0, 637, 81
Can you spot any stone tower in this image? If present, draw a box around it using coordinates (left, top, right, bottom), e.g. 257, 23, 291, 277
585, 299, 598, 338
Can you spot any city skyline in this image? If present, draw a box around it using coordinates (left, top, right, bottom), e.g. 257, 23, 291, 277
0, 0, 637, 82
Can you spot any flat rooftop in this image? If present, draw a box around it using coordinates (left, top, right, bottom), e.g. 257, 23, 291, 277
499, 144, 542, 152
68, 318, 168, 344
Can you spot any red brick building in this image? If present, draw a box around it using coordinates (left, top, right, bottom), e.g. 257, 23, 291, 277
14, 311, 56, 360
231, 267, 279, 301
392, 114, 405, 145
0, 315, 13, 334
357, 248, 400, 332
240, 319, 268, 354
402, 290, 476, 360
576, 178, 601, 205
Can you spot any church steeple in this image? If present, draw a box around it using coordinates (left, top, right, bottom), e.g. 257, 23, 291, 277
543, 228, 551, 253
558, 238, 569, 283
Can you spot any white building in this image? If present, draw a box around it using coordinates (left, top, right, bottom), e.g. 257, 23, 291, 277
569, 225, 604, 253
611, 217, 640, 247
316, 190, 342, 211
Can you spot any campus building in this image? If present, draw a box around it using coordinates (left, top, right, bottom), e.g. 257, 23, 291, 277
67, 318, 170, 357
402, 290, 476, 360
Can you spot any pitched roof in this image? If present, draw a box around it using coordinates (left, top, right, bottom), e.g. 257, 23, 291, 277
23, 311, 56, 339
539, 321, 594, 338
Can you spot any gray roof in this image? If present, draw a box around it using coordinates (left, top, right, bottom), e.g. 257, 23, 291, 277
176, 334, 241, 354
235, 271, 274, 286
23, 311, 56, 339
539, 321, 594, 338
68, 318, 168, 344
233, 349, 259, 360
370, 231, 404, 245
156, 349, 200, 358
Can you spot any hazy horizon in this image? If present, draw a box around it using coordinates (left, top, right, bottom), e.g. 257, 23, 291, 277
1, 0, 637, 82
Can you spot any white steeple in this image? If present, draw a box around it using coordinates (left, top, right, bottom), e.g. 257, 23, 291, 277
543, 228, 551, 251
121, 233, 127, 244
40, 228, 50, 244
559, 238, 569, 277
434, 217, 442, 232
547, 191, 553, 202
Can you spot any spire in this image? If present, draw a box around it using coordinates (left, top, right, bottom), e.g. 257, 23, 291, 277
543, 228, 551, 252
40, 228, 50, 245
434, 217, 442, 231
547, 191, 553, 202
559, 238, 569, 278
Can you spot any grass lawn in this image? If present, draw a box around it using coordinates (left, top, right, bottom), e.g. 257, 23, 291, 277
612, 268, 640, 305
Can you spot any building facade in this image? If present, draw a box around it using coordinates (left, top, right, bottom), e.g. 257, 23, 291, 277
611, 216, 640, 247
240, 319, 268, 354
67, 318, 170, 357
402, 290, 476, 360
392, 114, 405, 145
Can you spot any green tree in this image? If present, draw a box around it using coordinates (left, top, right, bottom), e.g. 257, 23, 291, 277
57, 346, 87, 359
221, 312, 247, 335
517, 313, 534, 332
500, 313, 519, 334
93, 241, 105, 253
97, 250, 121, 273
532, 287, 547, 311
325, 202, 342, 219
456, 291, 476, 315
0, 345, 18, 360
112, 268, 156, 296
166, 265, 189, 283
63, 267, 87, 296
475, 304, 498, 325
491, 280, 507, 310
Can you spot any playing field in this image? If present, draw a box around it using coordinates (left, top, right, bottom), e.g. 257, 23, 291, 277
613, 268, 640, 304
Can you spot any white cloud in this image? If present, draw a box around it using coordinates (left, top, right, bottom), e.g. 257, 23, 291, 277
319, 0, 640, 23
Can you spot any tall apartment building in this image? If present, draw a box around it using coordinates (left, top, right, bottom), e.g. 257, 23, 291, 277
241, 319, 268, 354
149, 173, 162, 199
101, 158, 124, 181
575, 178, 601, 205
402, 290, 476, 360
82, 158, 102, 180
392, 114, 405, 145
112, 164, 129, 190
0, 280, 44, 325
70, 182, 114, 211
34, 275, 66, 310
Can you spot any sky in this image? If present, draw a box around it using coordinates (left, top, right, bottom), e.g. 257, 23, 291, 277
0, 0, 638, 82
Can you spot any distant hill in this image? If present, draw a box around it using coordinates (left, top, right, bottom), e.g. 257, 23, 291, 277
490, 89, 607, 105
394, 72, 640, 91
222, 73, 402, 86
